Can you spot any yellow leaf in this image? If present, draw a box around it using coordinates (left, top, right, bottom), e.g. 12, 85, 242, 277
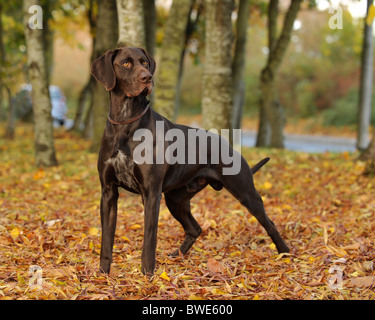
89, 241, 94, 250
129, 224, 141, 230
79, 233, 87, 244
209, 219, 217, 228
350, 271, 359, 277
188, 294, 204, 300
10, 228, 20, 238
269, 243, 276, 250
326, 245, 347, 257
55, 254, 63, 265
225, 281, 232, 293
323, 224, 328, 245
248, 216, 257, 223
366, 4, 375, 26
193, 245, 203, 252
121, 236, 130, 242
17, 271, 24, 284
160, 271, 170, 281
211, 288, 226, 295
253, 294, 260, 300
282, 204, 292, 210
88, 227, 99, 236
263, 182, 273, 190
230, 250, 242, 257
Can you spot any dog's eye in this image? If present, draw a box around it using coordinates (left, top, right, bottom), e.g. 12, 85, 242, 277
123, 61, 132, 68
142, 61, 148, 67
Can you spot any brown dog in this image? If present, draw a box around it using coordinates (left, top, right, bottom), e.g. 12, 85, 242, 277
91, 47, 290, 275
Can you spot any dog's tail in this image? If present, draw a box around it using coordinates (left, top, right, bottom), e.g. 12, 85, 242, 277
251, 157, 270, 175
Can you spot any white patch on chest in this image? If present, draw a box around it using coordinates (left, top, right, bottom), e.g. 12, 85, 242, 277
105, 150, 140, 192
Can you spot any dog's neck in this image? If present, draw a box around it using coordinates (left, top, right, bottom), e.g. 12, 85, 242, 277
108, 88, 149, 125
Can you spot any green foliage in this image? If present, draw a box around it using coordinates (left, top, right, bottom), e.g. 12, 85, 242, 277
0, 0, 368, 128
322, 88, 375, 127
0, 1, 27, 90
277, 8, 362, 119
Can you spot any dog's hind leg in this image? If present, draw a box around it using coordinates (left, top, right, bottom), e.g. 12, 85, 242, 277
221, 158, 290, 254
165, 187, 203, 257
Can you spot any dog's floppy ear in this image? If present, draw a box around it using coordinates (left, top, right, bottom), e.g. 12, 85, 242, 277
91, 49, 119, 91
139, 48, 156, 75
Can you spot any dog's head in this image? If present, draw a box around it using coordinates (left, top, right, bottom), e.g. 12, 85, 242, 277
91, 47, 156, 97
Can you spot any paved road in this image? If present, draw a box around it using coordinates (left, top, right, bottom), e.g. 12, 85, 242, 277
64, 119, 357, 154
242, 130, 357, 153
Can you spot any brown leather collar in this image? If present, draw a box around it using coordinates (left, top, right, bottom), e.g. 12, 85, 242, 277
107, 103, 150, 125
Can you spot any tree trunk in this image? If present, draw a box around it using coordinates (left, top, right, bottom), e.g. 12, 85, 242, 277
3, 86, 15, 139
360, 135, 375, 175
257, 0, 278, 147
72, 77, 95, 131
360, 136, 375, 159
202, 0, 234, 131
154, 0, 193, 121
232, 0, 250, 130
90, 0, 118, 153
175, 1, 204, 118
41, 2, 54, 84
143, 0, 156, 56
357, 0, 374, 151
0, 3, 5, 121
116, 0, 145, 47
72, 0, 97, 132
24, 0, 57, 167
256, 0, 302, 148
256, 105, 271, 146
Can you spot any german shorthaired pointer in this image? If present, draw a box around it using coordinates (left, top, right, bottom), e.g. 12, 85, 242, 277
91, 47, 289, 275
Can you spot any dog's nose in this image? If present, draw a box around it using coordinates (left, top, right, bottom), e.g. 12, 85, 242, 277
140, 71, 152, 83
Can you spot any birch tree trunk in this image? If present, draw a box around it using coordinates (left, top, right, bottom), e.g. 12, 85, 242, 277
154, 0, 193, 120
90, 0, 118, 152
232, 0, 250, 130
0, 3, 4, 121
357, 0, 374, 151
256, 0, 302, 148
143, 0, 156, 56
202, 0, 234, 131
359, 1, 375, 173
24, 0, 57, 167
116, 0, 145, 47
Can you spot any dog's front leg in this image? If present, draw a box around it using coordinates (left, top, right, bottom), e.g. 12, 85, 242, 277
141, 190, 161, 275
99, 184, 119, 274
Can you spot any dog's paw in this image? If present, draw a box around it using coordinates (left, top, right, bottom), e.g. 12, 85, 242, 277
168, 248, 184, 258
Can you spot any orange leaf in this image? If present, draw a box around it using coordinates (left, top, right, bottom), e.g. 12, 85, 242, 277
207, 258, 225, 274
33, 168, 45, 180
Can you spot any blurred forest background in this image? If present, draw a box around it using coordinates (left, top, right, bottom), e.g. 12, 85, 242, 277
1, 0, 375, 164
2, 0, 375, 300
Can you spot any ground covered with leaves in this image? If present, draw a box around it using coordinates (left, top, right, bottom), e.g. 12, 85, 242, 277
0, 125, 374, 300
